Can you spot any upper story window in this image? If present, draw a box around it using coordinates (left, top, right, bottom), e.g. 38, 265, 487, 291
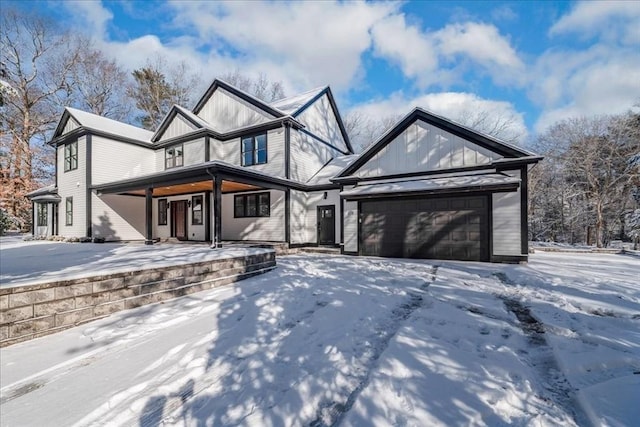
64, 141, 78, 172
165, 145, 184, 169
241, 133, 267, 166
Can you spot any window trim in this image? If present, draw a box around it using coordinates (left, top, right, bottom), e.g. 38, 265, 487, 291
234, 192, 270, 218
64, 141, 78, 172
65, 197, 73, 226
165, 144, 184, 169
191, 195, 203, 225
158, 198, 168, 225
37, 203, 48, 226
240, 133, 268, 167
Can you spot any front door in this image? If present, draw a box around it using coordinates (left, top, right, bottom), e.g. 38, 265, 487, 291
171, 200, 188, 240
317, 205, 335, 245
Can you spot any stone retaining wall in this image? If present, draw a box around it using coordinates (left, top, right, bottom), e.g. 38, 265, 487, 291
0, 251, 276, 347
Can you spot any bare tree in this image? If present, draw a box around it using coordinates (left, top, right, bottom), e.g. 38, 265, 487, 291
0, 9, 80, 229
456, 107, 524, 145
344, 111, 401, 153
220, 69, 284, 102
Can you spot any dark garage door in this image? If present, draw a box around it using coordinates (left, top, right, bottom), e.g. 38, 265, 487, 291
360, 195, 489, 261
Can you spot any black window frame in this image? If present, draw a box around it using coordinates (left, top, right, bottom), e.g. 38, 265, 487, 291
158, 198, 168, 225
191, 195, 203, 225
234, 192, 270, 218
165, 144, 184, 169
37, 203, 48, 226
65, 197, 73, 226
64, 141, 78, 172
241, 133, 268, 167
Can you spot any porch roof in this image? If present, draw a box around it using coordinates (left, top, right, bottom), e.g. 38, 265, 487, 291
26, 185, 61, 203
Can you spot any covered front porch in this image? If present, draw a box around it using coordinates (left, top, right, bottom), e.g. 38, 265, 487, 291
93, 161, 293, 247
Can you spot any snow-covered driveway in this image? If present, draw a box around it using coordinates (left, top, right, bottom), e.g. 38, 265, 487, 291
1, 253, 638, 426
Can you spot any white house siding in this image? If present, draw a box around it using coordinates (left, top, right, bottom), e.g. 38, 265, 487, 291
343, 198, 358, 253
210, 128, 285, 178
289, 129, 340, 183
153, 193, 208, 241
159, 115, 197, 142
290, 190, 307, 244
296, 94, 348, 153
355, 120, 501, 178
92, 136, 156, 185
184, 138, 206, 166
492, 170, 522, 256
62, 117, 80, 135
305, 190, 341, 244
92, 194, 145, 241
221, 190, 285, 241
57, 136, 87, 238
197, 88, 274, 132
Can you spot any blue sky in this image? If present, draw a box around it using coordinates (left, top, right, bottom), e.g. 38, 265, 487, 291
19, 1, 640, 142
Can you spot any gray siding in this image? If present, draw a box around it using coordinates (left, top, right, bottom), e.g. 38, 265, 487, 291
92, 194, 145, 241
221, 190, 285, 241
289, 129, 341, 183
296, 93, 348, 153
343, 198, 358, 252
197, 88, 274, 132
492, 170, 522, 256
57, 136, 86, 238
92, 136, 156, 185
159, 115, 197, 141
210, 128, 285, 178
355, 120, 501, 178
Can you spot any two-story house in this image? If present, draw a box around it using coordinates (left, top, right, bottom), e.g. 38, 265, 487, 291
28, 79, 540, 262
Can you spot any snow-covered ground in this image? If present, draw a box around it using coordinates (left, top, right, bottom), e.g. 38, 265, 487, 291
1, 252, 638, 426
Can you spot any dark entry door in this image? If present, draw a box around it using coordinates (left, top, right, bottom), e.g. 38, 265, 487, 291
171, 200, 188, 240
317, 205, 335, 245
360, 195, 489, 261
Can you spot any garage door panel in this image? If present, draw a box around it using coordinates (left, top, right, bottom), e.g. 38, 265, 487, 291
360, 195, 489, 261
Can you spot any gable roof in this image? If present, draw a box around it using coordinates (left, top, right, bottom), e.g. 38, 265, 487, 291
192, 79, 285, 119
151, 104, 213, 142
337, 107, 538, 178
306, 155, 358, 186
270, 86, 326, 115
53, 107, 153, 143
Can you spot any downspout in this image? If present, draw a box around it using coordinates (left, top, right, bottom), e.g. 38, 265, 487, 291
206, 168, 222, 248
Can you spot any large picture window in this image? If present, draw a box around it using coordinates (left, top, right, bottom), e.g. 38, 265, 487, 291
37, 204, 47, 226
64, 141, 78, 171
192, 195, 203, 225
65, 197, 73, 226
234, 192, 270, 218
165, 145, 184, 169
241, 133, 267, 166
158, 199, 168, 225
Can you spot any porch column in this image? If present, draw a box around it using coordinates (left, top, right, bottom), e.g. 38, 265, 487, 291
285, 189, 290, 243
213, 177, 222, 248
145, 187, 153, 245
204, 190, 211, 243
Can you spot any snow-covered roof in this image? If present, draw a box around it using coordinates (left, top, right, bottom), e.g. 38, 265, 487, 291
340, 173, 520, 198
26, 184, 57, 197
306, 155, 358, 186
65, 107, 154, 143
174, 105, 212, 129
270, 86, 326, 116
26, 184, 60, 202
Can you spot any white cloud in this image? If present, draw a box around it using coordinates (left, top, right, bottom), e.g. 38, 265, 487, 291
491, 5, 518, 22
549, 0, 640, 45
63, 0, 113, 38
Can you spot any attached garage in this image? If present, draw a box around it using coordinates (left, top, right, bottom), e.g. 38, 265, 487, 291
359, 195, 489, 261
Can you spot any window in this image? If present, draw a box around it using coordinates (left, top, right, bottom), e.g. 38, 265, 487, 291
65, 197, 73, 226
37, 204, 47, 226
165, 144, 184, 169
64, 141, 78, 171
234, 192, 270, 218
158, 199, 168, 225
241, 133, 267, 166
192, 195, 203, 225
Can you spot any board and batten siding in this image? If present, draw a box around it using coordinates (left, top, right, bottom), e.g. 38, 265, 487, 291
210, 128, 285, 178
153, 193, 208, 241
221, 190, 285, 241
355, 120, 501, 178
62, 117, 80, 135
159, 115, 197, 142
492, 169, 522, 256
91, 136, 155, 185
296, 93, 348, 153
343, 198, 358, 253
92, 194, 145, 241
197, 87, 274, 132
57, 136, 87, 238
289, 129, 341, 183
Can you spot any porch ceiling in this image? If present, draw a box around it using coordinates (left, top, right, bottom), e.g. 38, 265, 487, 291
125, 180, 260, 197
